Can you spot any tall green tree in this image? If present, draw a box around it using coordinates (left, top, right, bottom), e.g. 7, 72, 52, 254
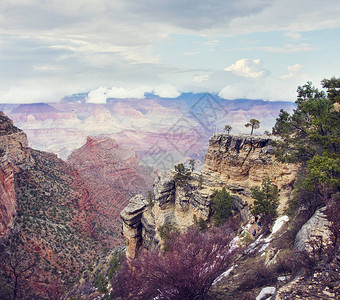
251, 177, 279, 222
245, 119, 260, 135
272, 79, 340, 190
211, 187, 233, 226
272, 78, 340, 212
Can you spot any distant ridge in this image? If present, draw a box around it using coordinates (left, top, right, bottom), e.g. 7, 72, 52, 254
11, 103, 57, 114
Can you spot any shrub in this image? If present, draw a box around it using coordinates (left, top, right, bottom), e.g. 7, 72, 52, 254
111, 226, 238, 300
173, 163, 191, 186
211, 187, 233, 226
251, 177, 279, 225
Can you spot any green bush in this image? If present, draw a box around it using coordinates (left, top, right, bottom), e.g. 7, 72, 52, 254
173, 163, 191, 186
251, 177, 279, 222
211, 187, 233, 226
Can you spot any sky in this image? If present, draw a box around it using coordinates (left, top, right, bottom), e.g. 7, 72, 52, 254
0, 0, 339, 103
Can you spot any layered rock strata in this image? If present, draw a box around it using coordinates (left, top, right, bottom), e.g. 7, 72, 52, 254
204, 133, 299, 209
67, 136, 154, 247
0, 112, 33, 237
121, 171, 247, 259
121, 134, 299, 258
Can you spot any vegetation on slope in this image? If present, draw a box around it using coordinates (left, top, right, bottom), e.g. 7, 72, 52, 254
0, 149, 104, 299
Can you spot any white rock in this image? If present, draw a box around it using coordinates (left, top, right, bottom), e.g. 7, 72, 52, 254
256, 286, 276, 300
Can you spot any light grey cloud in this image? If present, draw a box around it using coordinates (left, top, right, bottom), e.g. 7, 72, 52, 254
0, 0, 339, 103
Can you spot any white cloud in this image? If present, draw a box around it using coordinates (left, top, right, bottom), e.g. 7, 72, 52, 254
184, 52, 200, 55
87, 87, 108, 103
284, 32, 302, 40
193, 75, 210, 83
280, 73, 294, 80
261, 44, 313, 53
224, 58, 265, 78
281, 63, 303, 79
86, 85, 180, 103
152, 85, 180, 98
0, 81, 71, 103
219, 78, 297, 101
34, 65, 62, 71
287, 63, 302, 73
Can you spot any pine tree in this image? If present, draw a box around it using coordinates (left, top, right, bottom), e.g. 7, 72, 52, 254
251, 177, 279, 222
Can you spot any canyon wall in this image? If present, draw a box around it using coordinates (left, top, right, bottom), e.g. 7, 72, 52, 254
67, 136, 154, 247
204, 133, 299, 209
121, 133, 299, 259
0, 112, 33, 237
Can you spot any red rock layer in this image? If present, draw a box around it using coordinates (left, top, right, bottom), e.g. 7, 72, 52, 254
67, 136, 154, 247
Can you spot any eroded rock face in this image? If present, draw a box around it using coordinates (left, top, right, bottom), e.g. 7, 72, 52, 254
0, 112, 33, 237
121, 133, 298, 258
121, 171, 248, 259
0, 161, 16, 237
204, 133, 298, 209
67, 136, 154, 247
295, 207, 331, 252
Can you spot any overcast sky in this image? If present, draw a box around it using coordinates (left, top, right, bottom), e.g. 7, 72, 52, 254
0, 0, 339, 103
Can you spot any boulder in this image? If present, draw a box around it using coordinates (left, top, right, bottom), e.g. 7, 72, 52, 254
295, 207, 331, 253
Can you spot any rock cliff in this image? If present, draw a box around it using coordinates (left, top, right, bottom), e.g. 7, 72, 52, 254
121, 171, 238, 259
0, 112, 33, 237
121, 133, 299, 259
294, 207, 331, 253
67, 136, 154, 247
204, 133, 299, 210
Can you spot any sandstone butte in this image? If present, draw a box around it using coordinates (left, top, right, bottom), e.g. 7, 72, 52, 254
121, 133, 300, 259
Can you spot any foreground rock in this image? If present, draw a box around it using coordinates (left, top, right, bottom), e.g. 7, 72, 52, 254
295, 207, 331, 252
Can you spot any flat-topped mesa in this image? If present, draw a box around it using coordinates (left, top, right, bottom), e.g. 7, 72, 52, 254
204, 133, 298, 207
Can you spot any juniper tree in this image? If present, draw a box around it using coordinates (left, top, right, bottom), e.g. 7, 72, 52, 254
211, 187, 233, 226
173, 163, 191, 186
245, 119, 260, 135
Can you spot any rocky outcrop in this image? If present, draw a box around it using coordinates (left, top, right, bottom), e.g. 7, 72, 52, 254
204, 133, 299, 210
295, 207, 331, 252
67, 136, 154, 247
121, 133, 299, 258
0, 112, 33, 237
121, 195, 148, 258
121, 171, 248, 259
0, 112, 32, 165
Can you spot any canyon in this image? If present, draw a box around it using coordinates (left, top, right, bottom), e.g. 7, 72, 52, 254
0, 112, 153, 297
0, 95, 296, 172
